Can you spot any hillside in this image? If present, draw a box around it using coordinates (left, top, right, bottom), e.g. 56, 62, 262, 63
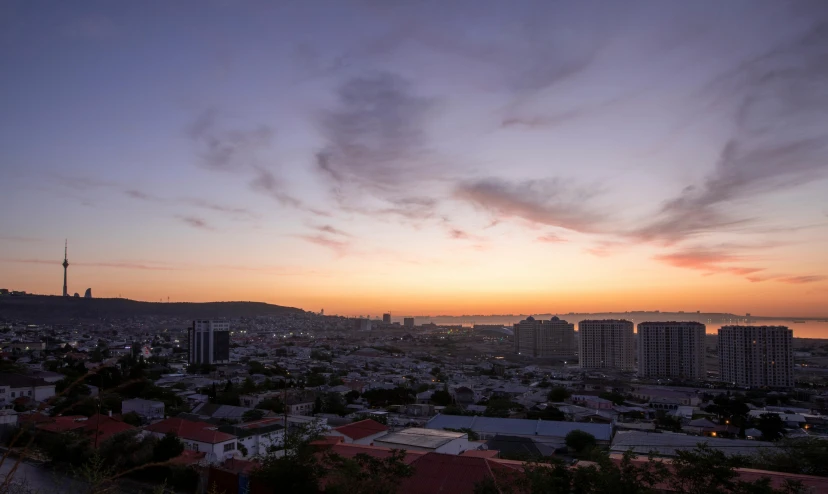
0, 295, 305, 323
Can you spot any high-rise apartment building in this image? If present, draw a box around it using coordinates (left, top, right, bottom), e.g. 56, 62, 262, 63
579, 320, 635, 371
382, 313, 391, 324
514, 316, 575, 358
719, 326, 793, 388
188, 320, 231, 365
637, 322, 705, 379
404, 317, 415, 328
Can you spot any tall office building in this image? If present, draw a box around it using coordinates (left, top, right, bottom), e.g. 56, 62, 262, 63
719, 326, 794, 388
403, 317, 415, 328
514, 316, 575, 358
382, 313, 392, 324
638, 322, 705, 379
579, 320, 635, 371
188, 320, 231, 365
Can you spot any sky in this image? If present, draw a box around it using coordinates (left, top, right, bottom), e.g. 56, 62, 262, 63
1, 0, 827, 318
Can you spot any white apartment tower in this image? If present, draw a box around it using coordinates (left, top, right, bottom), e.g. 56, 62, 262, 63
719, 326, 794, 388
637, 322, 705, 379
514, 316, 575, 358
579, 320, 635, 371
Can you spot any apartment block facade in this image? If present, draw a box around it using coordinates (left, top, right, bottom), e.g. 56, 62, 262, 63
637, 322, 705, 379
718, 325, 794, 388
579, 319, 635, 371
514, 316, 575, 358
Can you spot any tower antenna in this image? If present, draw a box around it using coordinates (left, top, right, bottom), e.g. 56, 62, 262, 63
62, 239, 69, 297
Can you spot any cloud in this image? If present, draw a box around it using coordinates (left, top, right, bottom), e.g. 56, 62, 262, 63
585, 241, 624, 257
189, 108, 274, 171
536, 233, 567, 243
124, 189, 158, 201
316, 72, 440, 218
2, 259, 177, 271
249, 166, 301, 207
635, 22, 828, 243
296, 234, 350, 255
777, 275, 827, 285
454, 177, 605, 233
312, 225, 351, 237
183, 198, 258, 219
176, 215, 213, 230
0, 236, 43, 243
653, 247, 764, 278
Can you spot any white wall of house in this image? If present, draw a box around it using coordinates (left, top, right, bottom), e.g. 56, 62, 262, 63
148, 432, 238, 463
237, 430, 285, 457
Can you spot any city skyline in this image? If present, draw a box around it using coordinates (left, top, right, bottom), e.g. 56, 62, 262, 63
2, 2, 827, 319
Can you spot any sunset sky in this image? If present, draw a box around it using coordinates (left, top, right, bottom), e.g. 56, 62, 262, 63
1, 1, 827, 317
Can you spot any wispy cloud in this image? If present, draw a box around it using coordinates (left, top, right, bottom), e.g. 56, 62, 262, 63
777, 275, 827, 285
311, 225, 351, 237
183, 198, 258, 219
536, 233, 567, 244
296, 234, 350, 255
454, 177, 605, 233
316, 72, 441, 219
0, 236, 43, 243
2, 259, 177, 271
176, 215, 213, 231
653, 247, 764, 278
249, 166, 301, 207
634, 22, 828, 244
188, 108, 274, 171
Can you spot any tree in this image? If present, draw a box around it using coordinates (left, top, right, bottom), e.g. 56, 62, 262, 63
599, 391, 626, 406
243, 409, 266, 422
153, 432, 184, 463
344, 390, 360, 404
547, 387, 571, 402
753, 437, 828, 477
431, 387, 453, 407
565, 430, 597, 458
322, 392, 348, 416
121, 411, 142, 427
241, 377, 257, 394
323, 449, 414, 494
755, 413, 785, 441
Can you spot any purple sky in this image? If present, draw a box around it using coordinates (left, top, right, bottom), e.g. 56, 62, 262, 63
1, 1, 827, 317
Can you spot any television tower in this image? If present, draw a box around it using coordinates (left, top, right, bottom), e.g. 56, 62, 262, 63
62, 239, 69, 297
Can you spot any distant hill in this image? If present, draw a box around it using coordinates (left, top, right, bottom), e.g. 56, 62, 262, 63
0, 295, 305, 323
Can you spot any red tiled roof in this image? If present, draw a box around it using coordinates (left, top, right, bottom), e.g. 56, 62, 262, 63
399, 453, 496, 494
83, 414, 136, 448
312, 436, 345, 447
333, 419, 388, 441
169, 450, 207, 466
35, 416, 87, 433
461, 450, 499, 458
145, 417, 236, 444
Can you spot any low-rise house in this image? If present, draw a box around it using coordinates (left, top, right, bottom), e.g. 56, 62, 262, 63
217, 417, 285, 458
373, 427, 474, 455
0, 374, 56, 403
328, 419, 388, 445
145, 417, 238, 463
122, 398, 165, 421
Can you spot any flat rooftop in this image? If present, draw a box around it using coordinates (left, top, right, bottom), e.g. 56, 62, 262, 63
375, 427, 465, 449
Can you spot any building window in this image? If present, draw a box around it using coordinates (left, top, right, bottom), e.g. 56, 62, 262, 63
223, 442, 236, 452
